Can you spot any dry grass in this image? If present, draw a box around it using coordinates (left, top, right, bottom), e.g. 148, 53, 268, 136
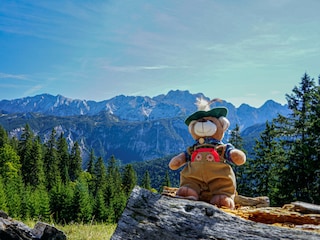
24, 220, 117, 240
57, 222, 117, 240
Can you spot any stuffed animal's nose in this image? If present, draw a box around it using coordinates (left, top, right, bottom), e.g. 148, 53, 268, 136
194, 121, 217, 137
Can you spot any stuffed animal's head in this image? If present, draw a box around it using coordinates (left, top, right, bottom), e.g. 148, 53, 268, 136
185, 98, 230, 141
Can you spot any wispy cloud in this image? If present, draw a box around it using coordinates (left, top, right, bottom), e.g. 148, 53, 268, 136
23, 85, 44, 97
0, 72, 28, 80
103, 64, 189, 72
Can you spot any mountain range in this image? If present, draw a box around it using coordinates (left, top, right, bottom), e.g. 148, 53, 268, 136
0, 90, 291, 165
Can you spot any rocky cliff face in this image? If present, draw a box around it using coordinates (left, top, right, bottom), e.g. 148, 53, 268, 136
111, 186, 320, 240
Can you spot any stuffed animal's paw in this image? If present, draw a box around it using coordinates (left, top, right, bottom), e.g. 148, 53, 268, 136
229, 149, 246, 166
169, 152, 187, 170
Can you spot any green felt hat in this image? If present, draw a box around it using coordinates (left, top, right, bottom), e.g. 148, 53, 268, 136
185, 107, 228, 126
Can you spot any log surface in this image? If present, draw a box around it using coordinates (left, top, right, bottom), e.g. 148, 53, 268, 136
111, 186, 320, 240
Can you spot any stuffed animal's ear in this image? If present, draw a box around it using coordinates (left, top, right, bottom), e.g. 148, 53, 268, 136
219, 117, 230, 131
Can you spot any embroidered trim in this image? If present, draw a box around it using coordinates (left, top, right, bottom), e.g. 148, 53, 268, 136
191, 148, 220, 162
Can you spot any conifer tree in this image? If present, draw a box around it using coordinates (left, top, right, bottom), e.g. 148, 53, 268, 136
105, 155, 127, 222
29, 137, 46, 188
107, 155, 120, 178
87, 148, 95, 175
87, 148, 96, 193
72, 173, 93, 222
274, 73, 319, 203
69, 141, 82, 181
141, 170, 151, 190
109, 189, 127, 223
160, 170, 171, 192
44, 128, 61, 190
50, 182, 75, 223
20, 124, 33, 141
19, 124, 35, 186
228, 124, 244, 149
93, 188, 108, 221
36, 185, 51, 221
0, 125, 9, 148
252, 121, 287, 205
122, 164, 137, 197
57, 133, 70, 184
93, 156, 107, 196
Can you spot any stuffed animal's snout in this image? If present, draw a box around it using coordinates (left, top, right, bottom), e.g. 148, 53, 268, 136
193, 120, 217, 137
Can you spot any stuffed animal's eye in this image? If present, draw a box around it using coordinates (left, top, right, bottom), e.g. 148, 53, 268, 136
206, 154, 214, 161
195, 153, 202, 161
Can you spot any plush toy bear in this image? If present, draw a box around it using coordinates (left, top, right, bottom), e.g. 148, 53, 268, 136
169, 98, 246, 209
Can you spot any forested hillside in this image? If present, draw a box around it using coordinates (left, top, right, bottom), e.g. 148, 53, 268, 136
0, 73, 319, 225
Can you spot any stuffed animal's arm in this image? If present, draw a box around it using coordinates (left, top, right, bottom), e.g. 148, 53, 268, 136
169, 152, 187, 170
224, 144, 246, 166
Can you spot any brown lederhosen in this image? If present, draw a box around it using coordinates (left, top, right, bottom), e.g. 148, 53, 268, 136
180, 148, 236, 202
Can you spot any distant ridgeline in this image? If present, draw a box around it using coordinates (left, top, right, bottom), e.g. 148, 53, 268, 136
0, 90, 290, 164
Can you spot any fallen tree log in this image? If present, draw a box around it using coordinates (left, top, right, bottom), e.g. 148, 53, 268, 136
111, 186, 320, 239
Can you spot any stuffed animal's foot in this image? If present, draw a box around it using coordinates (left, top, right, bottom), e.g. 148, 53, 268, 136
210, 194, 235, 209
176, 187, 199, 201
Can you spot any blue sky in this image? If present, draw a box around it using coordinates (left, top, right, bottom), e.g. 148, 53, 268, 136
1, 0, 319, 107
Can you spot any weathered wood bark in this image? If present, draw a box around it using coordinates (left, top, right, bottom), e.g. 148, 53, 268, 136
111, 186, 320, 240
234, 194, 270, 207
288, 201, 320, 214
225, 207, 320, 226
